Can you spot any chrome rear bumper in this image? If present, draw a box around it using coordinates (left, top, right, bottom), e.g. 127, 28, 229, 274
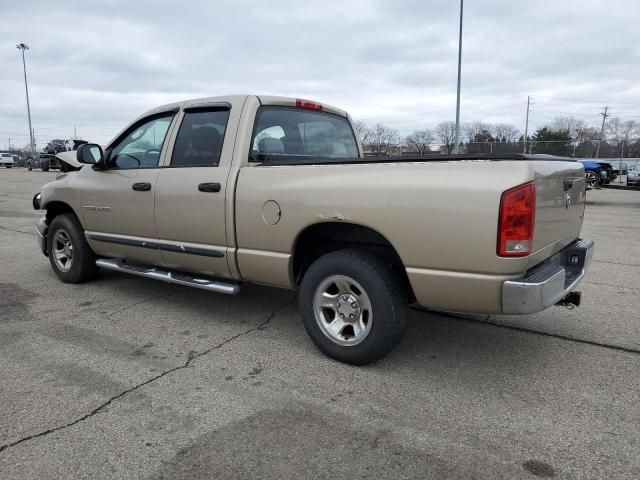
502, 239, 594, 314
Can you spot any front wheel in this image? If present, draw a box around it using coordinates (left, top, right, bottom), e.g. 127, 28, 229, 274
47, 214, 99, 283
27, 163, 32, 171
299, 249, 407, 365
585, 171, 598, 188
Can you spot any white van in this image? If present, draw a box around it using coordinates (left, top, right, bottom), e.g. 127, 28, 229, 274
0, 153, 14, 168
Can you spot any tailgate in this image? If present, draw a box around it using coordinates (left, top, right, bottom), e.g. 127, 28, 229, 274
531, 160, 585, 254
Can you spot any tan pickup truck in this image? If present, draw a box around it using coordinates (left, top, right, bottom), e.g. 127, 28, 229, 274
33, 95, 594, 364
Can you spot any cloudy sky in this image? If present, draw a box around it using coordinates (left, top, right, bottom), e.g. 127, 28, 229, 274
1, 0, 639, 149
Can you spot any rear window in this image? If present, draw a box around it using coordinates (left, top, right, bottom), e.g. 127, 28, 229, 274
250, 107, 358, 161
1, 154, 12, 158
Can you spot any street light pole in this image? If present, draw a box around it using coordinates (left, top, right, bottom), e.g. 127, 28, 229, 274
452, 0, 463, 154
16, 43, 35, 158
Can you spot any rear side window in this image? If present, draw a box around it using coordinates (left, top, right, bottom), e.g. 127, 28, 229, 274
251, 107, 358, 160
171, 109, 229, 167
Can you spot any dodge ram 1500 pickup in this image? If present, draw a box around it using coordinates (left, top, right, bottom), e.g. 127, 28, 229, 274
33, 95, 594, 364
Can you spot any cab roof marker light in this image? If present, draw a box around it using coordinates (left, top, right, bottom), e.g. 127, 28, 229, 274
295, 99, 323, 111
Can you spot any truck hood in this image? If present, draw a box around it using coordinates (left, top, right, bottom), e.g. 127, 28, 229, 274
55, 151, 82, 168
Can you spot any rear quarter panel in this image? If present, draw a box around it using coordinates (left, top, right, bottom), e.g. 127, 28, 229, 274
235, 160, 551, 279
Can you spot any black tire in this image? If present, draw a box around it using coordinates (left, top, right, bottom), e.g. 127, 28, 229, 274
47, 214, 99, 283
299, 249, 407, 365
27, 163, 32, 171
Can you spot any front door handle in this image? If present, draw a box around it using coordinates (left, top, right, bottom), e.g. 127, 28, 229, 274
132, 182, 152, 192
198, 182, 221, 193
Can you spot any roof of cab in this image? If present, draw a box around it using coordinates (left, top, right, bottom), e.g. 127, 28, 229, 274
143, 95, 348, 118
107, 95, 349, 148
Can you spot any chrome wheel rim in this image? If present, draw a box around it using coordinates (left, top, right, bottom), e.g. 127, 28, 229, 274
313, 275, 372, 346
52, 229, 73, 272
586, 171, 598, 188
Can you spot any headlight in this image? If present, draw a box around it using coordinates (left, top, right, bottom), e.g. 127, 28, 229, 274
32, 192, 42, 210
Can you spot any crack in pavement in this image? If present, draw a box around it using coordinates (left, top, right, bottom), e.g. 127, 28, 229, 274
586, 280, 640, 292
431, 310, 640, 356
0, 225, 36, 236
104, 287, 190, 321
593, 259, 640, 268
0, 295, 296, 454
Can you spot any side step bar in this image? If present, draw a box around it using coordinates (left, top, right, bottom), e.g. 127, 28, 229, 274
96, 259, 241, 295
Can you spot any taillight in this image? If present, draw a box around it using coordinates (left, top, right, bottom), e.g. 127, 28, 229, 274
295, 98, 323, 111
497, 182, 536, 257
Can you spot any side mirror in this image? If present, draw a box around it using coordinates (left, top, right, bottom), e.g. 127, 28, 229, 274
77, 143, 104, 165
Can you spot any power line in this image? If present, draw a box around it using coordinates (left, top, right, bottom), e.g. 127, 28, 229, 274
530, 94, 640, 107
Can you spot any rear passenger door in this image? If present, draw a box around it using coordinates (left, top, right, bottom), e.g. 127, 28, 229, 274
154, 106, 234, 278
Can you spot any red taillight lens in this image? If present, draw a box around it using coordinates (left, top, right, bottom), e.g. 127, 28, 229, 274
498, 182, 536, 257
295, 98, 323, 111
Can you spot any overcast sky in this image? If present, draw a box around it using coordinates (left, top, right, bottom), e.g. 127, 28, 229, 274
1, 0, 639, 149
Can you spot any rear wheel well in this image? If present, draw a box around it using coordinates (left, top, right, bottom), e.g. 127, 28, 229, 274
292, 222, 414, 301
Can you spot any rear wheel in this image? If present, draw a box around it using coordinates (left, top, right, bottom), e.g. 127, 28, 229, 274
47, 214, 99, 283
27, 162, 32, 171
299, 249, 407, 365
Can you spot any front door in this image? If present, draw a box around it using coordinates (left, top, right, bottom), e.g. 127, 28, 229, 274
82, 113, 175, 266
154, 107, 233, 278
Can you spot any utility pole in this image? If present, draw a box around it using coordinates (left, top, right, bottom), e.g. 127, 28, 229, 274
73, 125, 77, 140
523, 95, 530, 154
16, 43, 35, 159
452, 0, 464, 154
595, 106, 609, 158
8, 138, 11, 151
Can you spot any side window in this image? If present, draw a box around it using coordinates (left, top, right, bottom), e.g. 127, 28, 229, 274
109, 114, 174, 169
171, 109, 229, 167
250, 107, 358, 160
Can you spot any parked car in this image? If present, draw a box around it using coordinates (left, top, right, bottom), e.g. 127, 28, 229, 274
628, 165, 640, 186
579, 160, 607, 188
26, 153, 61, 171
0, 152, 14, 168
44, 139, 67, 155
595, 162, 615, 183
597, 158, 633, 175
33, 95, 594, 364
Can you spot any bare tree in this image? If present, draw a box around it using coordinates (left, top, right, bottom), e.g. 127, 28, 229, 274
462, 121, 492, 143
574, 124, 598, 145
493, 123, 520, 143
353, 120, 372, 148
367, 123, 400, 156
435, 121, 456, 154
605, 117, 640, 157
405, 129, 434, 155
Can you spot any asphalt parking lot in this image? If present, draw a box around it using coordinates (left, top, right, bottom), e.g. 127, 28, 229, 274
1, 168, 639, 479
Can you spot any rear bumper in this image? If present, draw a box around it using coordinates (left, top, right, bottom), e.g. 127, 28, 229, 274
502, 239, 594, 314
36, 216, 49, 256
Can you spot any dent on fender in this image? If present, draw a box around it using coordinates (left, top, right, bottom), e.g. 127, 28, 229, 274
316, 213, 348, 221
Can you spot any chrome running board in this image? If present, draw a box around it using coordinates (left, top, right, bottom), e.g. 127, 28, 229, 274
96, 259, 240, 295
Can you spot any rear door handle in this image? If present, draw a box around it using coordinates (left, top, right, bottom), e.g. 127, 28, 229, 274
132, 182, 152, 192
198, 182, 221, 193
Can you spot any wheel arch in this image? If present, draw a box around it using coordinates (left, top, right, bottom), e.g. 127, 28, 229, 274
44, 201, 82, 225
291, 222, 414, 301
